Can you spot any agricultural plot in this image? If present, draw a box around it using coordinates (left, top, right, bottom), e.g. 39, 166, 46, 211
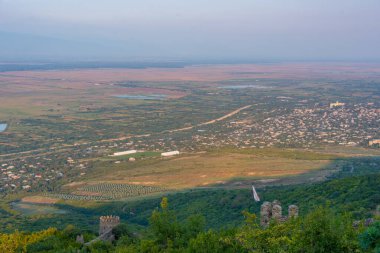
77, 183, 166, 199
86, 149, 335, 189
45, 193, 112, 201
1, 63, 379, 200
48, 183, 166, 201
11, 202, 67, 216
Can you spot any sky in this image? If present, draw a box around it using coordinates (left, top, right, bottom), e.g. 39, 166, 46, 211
0, 0, 379, 61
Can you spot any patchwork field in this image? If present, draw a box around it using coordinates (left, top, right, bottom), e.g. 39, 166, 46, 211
42, 148, 338, 201
0, 62, 379, 206
11, 202, 67, 216
17, 149, 338, 203
98, 154, 330, 188
1, 62, 379, 119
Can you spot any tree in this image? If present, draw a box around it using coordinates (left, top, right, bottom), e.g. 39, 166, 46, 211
360, 221, 380, 253
0, 228, 57, 253
293, 207, 360, 253
149, 197, 181, 248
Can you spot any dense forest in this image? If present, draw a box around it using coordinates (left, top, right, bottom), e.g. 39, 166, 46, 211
0, 197, 379, 253
3, 157, 377, 233
1, 157, 379, 252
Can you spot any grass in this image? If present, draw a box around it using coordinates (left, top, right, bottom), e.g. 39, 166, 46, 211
74, 183, 166, 199
209, 147, 342, 160
10, 202, 67, 216
21, 196, 59, 204
72, 148, 337, 193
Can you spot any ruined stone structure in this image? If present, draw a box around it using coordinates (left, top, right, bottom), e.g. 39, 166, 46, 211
84, 216, 121, 246
260, 201, 272, 227
272, 202, 282, 222
288, 205, 299, 218
353, 218, 375, 229
76, 234, 84, 244
364, 218, 375, 227
260, 200, 298, 227
99, 215, 120, 239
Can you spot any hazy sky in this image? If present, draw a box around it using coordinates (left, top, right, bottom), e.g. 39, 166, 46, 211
1, 0, 379, 61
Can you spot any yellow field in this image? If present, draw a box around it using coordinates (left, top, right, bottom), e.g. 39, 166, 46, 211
21, 196, 59, 204
77, 149, 337, 190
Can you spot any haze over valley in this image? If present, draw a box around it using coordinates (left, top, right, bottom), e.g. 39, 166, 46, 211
0, 1, 380, 252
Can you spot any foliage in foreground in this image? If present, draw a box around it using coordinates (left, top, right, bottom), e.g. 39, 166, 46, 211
0, 228, 57, 253
1, 197, 379, 253
2, 159, 378, 233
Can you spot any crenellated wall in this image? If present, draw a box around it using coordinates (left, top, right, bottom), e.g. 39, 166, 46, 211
99, 215, 120, 236
260, 200, 298, 227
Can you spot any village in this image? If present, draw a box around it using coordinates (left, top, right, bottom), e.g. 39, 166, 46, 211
0, 98, 379, 195
191, 102, 380, 149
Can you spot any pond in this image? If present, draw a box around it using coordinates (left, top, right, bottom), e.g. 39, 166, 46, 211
11, 202, 68, 216
113, 94, 168, 100
219, 85, 268, 89
0, 123, 7, 132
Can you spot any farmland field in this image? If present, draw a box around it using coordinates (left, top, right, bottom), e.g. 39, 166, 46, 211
37, 147, 348, 202
1, 63, 380, 155
11, 202, 67, 216
65, 183, 166, 200
2, 2, 380, 251
0, 62, 379, 220
83, 149, 334, 189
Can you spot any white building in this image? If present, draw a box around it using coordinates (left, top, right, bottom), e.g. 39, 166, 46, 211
369, 139, 380, 146
329, 101, 345, 108
110, 150, 137, 156
161, 151, 180, 157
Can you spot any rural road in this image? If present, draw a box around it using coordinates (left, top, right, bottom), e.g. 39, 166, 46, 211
167, 104, 252, 133
0, 105, 252, 160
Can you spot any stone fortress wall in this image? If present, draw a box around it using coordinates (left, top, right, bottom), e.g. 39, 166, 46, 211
99, 215, 120, 237
260, 200, 299, 227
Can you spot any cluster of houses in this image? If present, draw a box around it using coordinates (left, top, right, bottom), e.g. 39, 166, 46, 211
0, 142, 181, 194
1, 99, 378, 195
0, 149, 90, 193
190, 102, 379, 149
1, 159, 65, 192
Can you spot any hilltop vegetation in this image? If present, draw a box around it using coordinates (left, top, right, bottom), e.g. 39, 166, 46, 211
0, 148, 379, 252
0, 64, 379, 252
1, 198, 379, 253
1, 63, 379, 199
0, 156, 378, 234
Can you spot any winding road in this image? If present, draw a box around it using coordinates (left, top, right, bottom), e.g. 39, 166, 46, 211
0, 105, 252, 160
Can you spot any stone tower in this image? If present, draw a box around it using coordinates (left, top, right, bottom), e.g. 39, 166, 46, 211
272, 202, 282, 221
99, 215, 120, 236
260, 201, 272, 227
288, 205, 299, 218
260, 200, 298, 227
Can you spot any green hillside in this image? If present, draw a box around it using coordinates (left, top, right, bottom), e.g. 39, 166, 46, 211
1, 198, 379, 253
